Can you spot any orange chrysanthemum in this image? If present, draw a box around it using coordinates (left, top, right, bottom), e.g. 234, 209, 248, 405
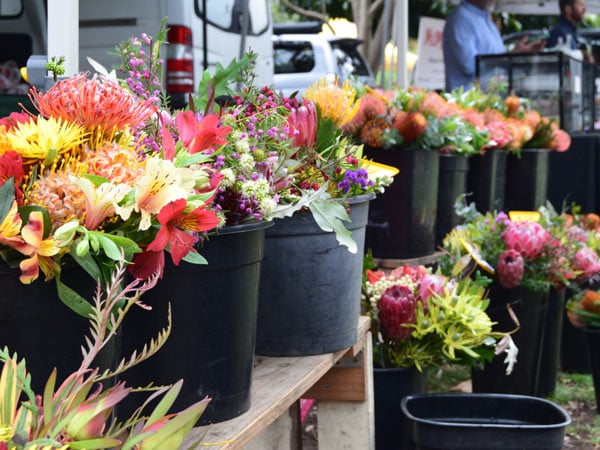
30, 73, 157, 139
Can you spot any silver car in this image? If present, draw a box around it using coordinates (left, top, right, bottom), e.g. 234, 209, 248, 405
272, 22, 375, 98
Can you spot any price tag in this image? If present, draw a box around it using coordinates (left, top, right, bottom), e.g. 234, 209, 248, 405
361, 159, 400, 178
508, 210, 541, 222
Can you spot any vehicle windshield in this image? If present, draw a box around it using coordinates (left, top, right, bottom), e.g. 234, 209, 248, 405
330, 41, 371, 77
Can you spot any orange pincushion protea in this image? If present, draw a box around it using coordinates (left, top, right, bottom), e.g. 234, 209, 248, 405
341, 91, 388, 136
31, 73, 157, 139
82, 140, 145, 186
26, 170, 86, 231
360, 117, 391, 148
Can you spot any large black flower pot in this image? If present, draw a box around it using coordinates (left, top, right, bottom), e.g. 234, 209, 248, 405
374, 366, 428, 450
120, 221, 270, 424
436, 153, 469, 246
401, 393, 571, 449
0, 264, 118, 393
505, 148, 550, 212
583, 327, 600, 413
364, 147, 439, 259
256, 194, 372, 356
471, 285, 549, 396
466, 149, 506, 214
537, 287, 566, 397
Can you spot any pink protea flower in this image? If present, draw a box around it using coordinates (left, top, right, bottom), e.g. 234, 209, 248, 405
572, 246, 600, 281
30, 73, 157, 137
502, 221, 551, 259
287, 100, 317, 148
497, 249, 525, 289
418, 273, 452, 305
378, 284, 417, 341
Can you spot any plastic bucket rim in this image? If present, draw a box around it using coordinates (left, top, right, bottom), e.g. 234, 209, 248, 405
400, 393, 572, 429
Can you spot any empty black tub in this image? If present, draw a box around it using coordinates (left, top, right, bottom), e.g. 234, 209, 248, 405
401, 393, 571, 450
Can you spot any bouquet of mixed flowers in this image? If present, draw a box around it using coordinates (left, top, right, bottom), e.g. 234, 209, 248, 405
179, 53, 394, 252
446, 86, 571, 155
362, 256, 517, 372
342, 87, 490, 155
341, 84, 571, 156
438, 204, 600, 293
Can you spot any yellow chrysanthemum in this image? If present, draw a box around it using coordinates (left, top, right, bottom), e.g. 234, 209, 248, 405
304, 78, 361, 127
1, 116, 86, 165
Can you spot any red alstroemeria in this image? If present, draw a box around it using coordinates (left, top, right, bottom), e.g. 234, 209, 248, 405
129, 249, 165, 280
366, 269, 385, 284
0, 111, 32, 130
175, 111, 232, 154
146, 198, 220, 265
0, 152, 25, 204
161, 125, 177, 161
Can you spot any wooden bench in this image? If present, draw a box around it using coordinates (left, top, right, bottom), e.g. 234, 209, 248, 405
182, 316, 374, 449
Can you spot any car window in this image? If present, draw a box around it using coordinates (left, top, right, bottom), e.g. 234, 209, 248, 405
330, 41, 370, 77
273, 41, 315, 74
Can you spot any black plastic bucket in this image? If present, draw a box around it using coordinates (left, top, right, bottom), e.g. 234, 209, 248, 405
583, 327, 600, 413
374, 366, 428, 450
537, 288, 566, 397
505, 148, 550, 212
0, 264, 118, 393
466, 149, 506, 214
256, 194, 372, 356
561, 310, 592, 374
120, 220, 270, 424
471, 284, 549, 396
436, 153, 469, 246
401, 393, 571, 450
364, 147, 439, 259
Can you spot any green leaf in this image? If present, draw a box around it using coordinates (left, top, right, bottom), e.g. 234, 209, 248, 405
174, 152, 212, 168
181, 250, 208, 265
89, 231, 141, 261
0, 178, 15, 224
81, 173, 111, 187
55, 275, 95, 318
309, 199, 357, 253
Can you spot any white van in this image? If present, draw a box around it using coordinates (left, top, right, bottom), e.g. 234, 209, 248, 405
0, 0, 273, 109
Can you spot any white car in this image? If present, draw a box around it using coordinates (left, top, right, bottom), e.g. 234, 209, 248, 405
272, 22, 375, 98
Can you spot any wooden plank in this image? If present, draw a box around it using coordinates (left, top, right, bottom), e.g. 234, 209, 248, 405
302, 366, 366, 401
181, 316, 371, 449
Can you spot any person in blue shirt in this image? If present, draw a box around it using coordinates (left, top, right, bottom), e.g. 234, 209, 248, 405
443, 0, 545, 92
547, 0, 588, 52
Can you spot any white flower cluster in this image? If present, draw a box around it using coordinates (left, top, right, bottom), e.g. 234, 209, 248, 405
363, 274, 416, 313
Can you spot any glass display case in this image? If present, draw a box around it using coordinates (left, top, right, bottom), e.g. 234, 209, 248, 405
476, 51, 596, 132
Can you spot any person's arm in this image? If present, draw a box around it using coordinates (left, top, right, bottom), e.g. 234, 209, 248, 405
513, 35, 546, 53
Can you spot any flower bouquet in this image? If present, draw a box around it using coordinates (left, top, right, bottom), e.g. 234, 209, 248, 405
362, 256, 517, 449
438, 204, 600, 394
362, 258, 515, 372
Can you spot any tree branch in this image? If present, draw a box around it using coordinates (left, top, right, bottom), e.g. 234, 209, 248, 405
279, 0, 330, 22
